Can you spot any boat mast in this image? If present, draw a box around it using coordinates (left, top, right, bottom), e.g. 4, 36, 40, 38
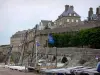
30, 25, 38, 66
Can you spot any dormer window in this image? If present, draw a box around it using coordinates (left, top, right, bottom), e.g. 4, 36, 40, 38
74, 14, 76, 16
69, 14, 71, 16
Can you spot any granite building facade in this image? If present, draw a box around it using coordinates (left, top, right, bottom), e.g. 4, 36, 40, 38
10, 30, 27, 52
10, 5, 100, 52
54, 5, 81, 28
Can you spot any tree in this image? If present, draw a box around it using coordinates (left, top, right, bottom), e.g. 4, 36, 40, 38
49, 33, 72, 47
78, 29, 90, 47
49, 27, 100, 48
78, 27, 100, 48
70, 34, 80, 47
88, 27, 100, 48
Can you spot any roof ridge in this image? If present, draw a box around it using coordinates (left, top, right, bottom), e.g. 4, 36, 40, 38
41, 20, 52, 22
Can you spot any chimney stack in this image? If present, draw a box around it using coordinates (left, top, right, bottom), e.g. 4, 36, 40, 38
65, 5, 69, 11
96, 7, 99, 15
70, 6, 74, 10
99, 6, 100, 15
88, 7, 93, 21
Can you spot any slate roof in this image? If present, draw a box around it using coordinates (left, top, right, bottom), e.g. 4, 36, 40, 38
41, 20, 52, 26
11, 30, 27, 38
59, 6, 80, 18
41, 20, 52, 22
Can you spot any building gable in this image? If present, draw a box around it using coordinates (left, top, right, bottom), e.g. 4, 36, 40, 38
60, 6, 80, 18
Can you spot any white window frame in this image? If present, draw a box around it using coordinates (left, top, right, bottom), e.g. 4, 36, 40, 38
74, 14, 76, 16
69, 14, 71, 16
59, 22, 62, 25
67, 19, 70, 22
76, 20, 79, 22
72, 19, 74, 22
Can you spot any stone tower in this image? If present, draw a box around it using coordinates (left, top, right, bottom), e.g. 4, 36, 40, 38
88, 7, 93, 21
96, 6, 100, 16
65, 5, 69, 11
88, 6, 100, 21
96, 7, 99, 16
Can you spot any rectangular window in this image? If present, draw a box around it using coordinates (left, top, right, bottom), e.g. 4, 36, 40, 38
59, 22, 62, 25
72, 19, 74, 22
76, 20, 79, 22
67, 19, 69, 22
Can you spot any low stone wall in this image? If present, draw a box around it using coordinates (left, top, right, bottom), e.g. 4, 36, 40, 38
37, 47, 100, 67
38, 47, 100, 56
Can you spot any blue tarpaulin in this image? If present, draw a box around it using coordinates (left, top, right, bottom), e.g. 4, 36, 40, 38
97, 62, 100, 72
48, 34, 54, 44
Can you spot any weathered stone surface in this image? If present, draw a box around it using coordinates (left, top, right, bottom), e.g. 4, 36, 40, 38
36, 47, 100, 68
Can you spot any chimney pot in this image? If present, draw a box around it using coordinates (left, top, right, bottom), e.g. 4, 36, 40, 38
88, 7, 93, 21
70, 6, 74, 10
96, 7, 99, 15
65, 5, 69, 11
89, 7, 93, 11
99, 6, 100, 15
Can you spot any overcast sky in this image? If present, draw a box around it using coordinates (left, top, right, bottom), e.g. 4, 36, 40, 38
0, 0, 100, 45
